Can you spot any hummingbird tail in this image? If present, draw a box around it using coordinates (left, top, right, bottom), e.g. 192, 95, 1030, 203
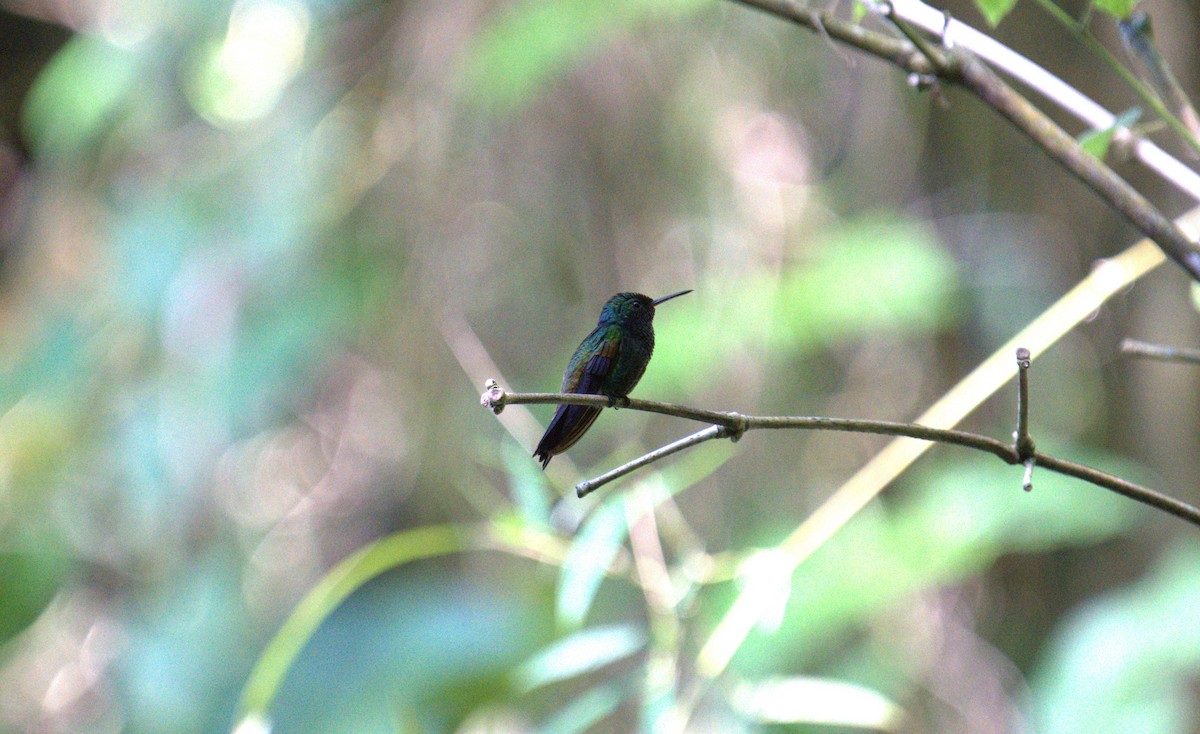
533, 403, 602, 468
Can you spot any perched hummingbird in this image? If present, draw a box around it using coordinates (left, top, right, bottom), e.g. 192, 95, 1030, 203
534, 289, 692, 469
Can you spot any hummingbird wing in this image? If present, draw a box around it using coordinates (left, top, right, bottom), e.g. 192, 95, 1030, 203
533, 326, 619, 468
572, 328, 618, 395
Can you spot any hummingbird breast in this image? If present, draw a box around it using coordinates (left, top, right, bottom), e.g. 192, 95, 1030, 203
608, 330, 654, 397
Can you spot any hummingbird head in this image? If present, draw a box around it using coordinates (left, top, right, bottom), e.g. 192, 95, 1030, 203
598, 290, 691, 329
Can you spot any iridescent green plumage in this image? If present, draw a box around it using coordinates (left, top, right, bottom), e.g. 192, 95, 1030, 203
534, 290, 690, 469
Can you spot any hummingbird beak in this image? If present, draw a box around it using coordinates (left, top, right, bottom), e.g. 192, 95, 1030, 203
651, 289, 692, 307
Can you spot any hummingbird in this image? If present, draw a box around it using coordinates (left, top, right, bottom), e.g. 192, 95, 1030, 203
533, 289, 692, 469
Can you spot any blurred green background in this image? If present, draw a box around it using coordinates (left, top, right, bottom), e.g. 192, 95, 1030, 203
1, 0, 1199, 732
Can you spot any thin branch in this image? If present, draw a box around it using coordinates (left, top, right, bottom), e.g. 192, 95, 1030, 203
1014, 347, 1036, 491
728, 0, 1200, 281
946, 48, 1200, 281
885, 0, 1200, 200
743, 0, 1200, 201
1034, 453, 1199, 522
577, 425, 728, 498
1121, 338, 1200, 365
1014, 348, 1034, 456
1118, 10, 1200, 149
1025, 0, 1200, 157
480, 381, 1200, 528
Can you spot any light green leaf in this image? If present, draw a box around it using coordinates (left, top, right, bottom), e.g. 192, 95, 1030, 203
973, 0, 1019, 26
1079, 108, 1141, 160
461, 0, 712, 114
557, 499, 628, 628
779, 217, 958, 342
649, 214, 960, 394
22, 36, 141, 159
513, 623, 646, 692
731, 676, 904, 729
1092, 0, 1138, 20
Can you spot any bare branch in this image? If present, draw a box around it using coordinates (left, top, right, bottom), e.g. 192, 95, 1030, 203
727, 0, 1200, 281
481, 381, 1200, 528
577, 425, 729, 498
885, 0, 1200, 199
1014, 348, 1036, 491
943, 50, 1200, 281
1121, 338, 1200, 365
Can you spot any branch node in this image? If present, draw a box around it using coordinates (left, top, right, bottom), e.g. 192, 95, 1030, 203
724, 412, 749, 443
481, 379, 506, 414
1121, 338, 1200, 365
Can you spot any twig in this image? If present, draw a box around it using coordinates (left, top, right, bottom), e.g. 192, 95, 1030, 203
748, 0, 1200, 204
577, 426, 729, 498
1119, 10, 1200, 150
727, 0, 1200, 281
1033, 453, 1199, 522
940, 50, 1200, 282
1121, 338, 1200, 365
884, 0, 1200, 200
1014, 347, 1036, 491
480, 381, 1200, 527
1025, 0, 1200, 157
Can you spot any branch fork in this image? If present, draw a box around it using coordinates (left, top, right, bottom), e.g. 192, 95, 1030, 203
480, 370, 1200, 527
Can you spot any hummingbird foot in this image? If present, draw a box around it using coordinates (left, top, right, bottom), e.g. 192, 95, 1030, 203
605, 394, 631, 409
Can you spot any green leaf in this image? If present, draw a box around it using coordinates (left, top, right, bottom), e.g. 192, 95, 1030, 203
21, 36, 141, 159
779, 217, 958, 342
1079, 108, 1141, 160
730, 676, 904, 728
1031, 540, 1200, 734
461, 0, 712, 114
557, 499, 628, 629
649, 214, 960, 394
1092, 0, 1138, 20
513, 623, 646, 692
0, 552, 67, 642
736, 449, 1136, 667
238, 524, 473, 719
973, 0, 1019, 26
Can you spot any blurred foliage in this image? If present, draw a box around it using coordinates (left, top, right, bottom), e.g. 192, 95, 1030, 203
1031, 540, 1200, 734
0, 0, 1199, 732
